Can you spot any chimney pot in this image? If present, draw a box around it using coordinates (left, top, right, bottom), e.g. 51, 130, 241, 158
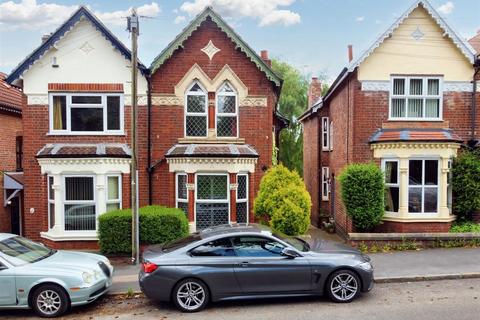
348, 45, 353, 63
41, 34, 51, 43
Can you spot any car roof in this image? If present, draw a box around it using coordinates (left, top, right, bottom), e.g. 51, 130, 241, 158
198, 224, 272, 238
0, 233, 16, 242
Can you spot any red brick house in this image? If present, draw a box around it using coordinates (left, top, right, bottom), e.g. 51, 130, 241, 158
6, 6, 283, 248
0, 73, 23, 235
300, 0, 479, 237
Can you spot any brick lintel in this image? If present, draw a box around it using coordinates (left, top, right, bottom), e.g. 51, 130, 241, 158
48, 83, 124, 92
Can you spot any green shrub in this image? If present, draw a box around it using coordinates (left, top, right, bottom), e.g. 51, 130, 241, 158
449, 221, 480, 233
98, 205, 189, 254
270, 188, 311, 236
338, 163, 385, 231
253, 165, 311, 235
452, 151, 480, 221
254, 164, 305, 221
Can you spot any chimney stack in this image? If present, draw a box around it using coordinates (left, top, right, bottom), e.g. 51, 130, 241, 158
260, 50, 271, 66
41, 34, 51, 43
308, 77, 322, 108
348, 45, 353, 63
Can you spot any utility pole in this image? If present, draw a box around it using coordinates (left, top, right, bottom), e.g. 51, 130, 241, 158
127, 9, 139, 265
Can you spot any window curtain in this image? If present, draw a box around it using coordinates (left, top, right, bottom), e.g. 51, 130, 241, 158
53, 96, 64, 130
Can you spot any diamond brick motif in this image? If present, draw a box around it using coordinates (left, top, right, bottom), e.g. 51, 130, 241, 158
201, 40, 221, 60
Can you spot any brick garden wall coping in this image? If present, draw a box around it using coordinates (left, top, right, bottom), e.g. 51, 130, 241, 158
348, 232, 480, 241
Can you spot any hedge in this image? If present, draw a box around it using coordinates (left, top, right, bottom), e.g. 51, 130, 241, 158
254, 165, 311, 235
338, 163, 385, 231
452, 150, 480, 221
98, 205, 189, 254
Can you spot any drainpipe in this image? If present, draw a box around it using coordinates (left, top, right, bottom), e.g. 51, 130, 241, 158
147, 75, 153, 205
469, 58, 480, 148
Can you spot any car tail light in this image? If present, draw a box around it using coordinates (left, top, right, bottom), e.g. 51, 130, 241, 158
142, 261, 158, 273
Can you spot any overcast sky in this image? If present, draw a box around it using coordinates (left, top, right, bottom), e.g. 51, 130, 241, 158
1, 0, 479, 82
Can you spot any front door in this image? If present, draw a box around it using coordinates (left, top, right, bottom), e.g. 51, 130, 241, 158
0, 260, 16, 305
231, 236, 312, 294
10, 197, 20, 235
195, 175, 229, 230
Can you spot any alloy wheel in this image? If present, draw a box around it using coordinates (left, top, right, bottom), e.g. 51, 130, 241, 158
176, 281, 206, 311
36, 289, 62, 316
330, 273, 358, 301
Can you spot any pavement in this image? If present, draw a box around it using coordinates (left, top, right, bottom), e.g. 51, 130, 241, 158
109, 227, 480, 295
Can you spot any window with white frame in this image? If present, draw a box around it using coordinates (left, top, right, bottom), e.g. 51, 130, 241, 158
236, 174, 248, 223
322, 117, 330, 151
106, 175, 122, 212
185, 82, 208, 137
48, 176, 55, 229
408, 159, 439, 214
329, 121, 334, 151
64, 176, 96, 231
390, 76, 442, 120
321, 167, 330, 201
176, 173, 188, 215
447, 159, 452, 210
383, 159, 399, 213
50, 93, 123, 134
216, 82, 238, 137
196, 174, 229, 230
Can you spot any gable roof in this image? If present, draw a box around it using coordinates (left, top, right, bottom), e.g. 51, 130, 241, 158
348, 0, 475, 72
0, 72, 22, 116
468, 31, 480, 54
149, 6, 282, 87
6, 6, 147, 85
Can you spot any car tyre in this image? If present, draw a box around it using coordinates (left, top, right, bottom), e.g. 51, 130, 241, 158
31, 284, 70, 318
173, 278, 209, 312
326, 269, 361, 303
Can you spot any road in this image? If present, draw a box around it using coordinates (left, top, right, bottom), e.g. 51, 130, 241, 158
3, 279, 480, 320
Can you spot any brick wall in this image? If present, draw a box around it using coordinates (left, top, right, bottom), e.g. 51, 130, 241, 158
146, 17, 278, 216
0, 112, 22, 233
302, 115, 319, 226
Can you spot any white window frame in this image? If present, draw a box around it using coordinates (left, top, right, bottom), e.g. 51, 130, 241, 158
194, 173, 230, 226
447, 159, 453, 211
389, 76, 443, 121
62, 175, 97, 232
236, 173, 249, 223
47, 176, 55, 230
381, 159, 400, 214
106, 174, 122, 212
215, 81, 238, 138
322, 117, 330, 151
407, 158, 440, 215
184, 81, 208, 138
49, 92, 124, 135
176, 172, 188, 211
329, 121, 334, 151
321, 167, 330, 201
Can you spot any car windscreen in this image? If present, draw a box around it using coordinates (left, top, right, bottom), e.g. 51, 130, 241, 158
273, 233, 310, 252
161, 234, 202, 252
0, 236, 56, 266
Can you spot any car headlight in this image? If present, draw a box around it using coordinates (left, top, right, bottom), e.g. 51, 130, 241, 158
357, 261, 373, 271
82, 272, 93, 284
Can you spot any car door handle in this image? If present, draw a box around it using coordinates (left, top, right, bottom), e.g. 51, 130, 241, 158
237, 262, 249, 267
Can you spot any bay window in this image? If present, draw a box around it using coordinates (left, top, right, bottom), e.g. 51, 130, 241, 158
390, 76, 442, 120
176, 173, 188, 214
185, 82, 208, 137
383, 160, 399, 213
236, 174, 248, 223
50, 93, 123, 134
48, 176, 55, 229
216, 82, 238, 137
408, 159, 439, 214
64, 176, 96, 231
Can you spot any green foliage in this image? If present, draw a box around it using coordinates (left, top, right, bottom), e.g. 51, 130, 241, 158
338, 163, 385, 231
451, 150, 480, 221
98, 205, 189, 254
449, 221, 480, 233
254, 165, 311, 235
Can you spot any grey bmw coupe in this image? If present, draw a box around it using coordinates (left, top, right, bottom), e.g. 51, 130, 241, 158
139, 224, 373, 312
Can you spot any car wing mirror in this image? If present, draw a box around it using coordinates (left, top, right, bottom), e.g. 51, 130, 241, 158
281, 248, 298, 259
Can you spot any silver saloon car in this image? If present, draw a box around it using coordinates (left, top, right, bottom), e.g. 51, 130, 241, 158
139, 224, 374, 312
0, 233, 113, 317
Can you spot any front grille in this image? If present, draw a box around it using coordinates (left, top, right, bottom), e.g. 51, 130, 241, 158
98, 261, 111, 277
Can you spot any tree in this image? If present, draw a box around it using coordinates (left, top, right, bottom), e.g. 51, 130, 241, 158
271, 59, 308, 175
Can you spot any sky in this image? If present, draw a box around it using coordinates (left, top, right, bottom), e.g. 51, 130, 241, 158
0, 0, 479, 82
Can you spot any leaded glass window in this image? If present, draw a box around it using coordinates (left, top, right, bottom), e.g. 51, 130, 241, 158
216, 82, 237, 137
176, 173, 188, 215
185, 82, 207, 137
196, 175, 229, 230
236, 174, 248, 223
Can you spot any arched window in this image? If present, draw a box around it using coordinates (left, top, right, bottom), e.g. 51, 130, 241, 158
185, 81, 208, 137
216, 82, 238, 137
